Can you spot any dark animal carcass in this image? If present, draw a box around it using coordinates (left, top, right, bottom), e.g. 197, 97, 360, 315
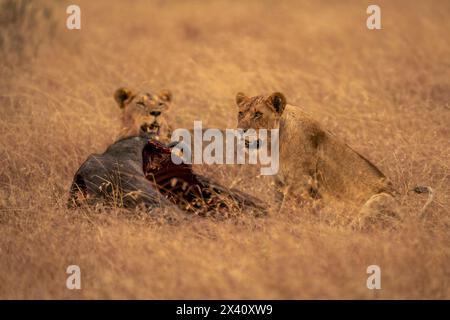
69, 134, 266, 216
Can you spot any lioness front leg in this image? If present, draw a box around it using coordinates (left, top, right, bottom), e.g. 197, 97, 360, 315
276, 184, 291, 214
274, 174, 288, 213
276, 173, 320, 213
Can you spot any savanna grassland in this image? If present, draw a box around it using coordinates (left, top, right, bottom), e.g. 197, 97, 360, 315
0, 0, 449, 299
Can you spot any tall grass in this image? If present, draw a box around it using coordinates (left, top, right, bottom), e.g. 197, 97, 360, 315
0, 0, 449, 299
0, 0, 56, 68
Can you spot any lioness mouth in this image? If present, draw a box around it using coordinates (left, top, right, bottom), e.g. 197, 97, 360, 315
140, 121, 160, 136
244, 139, 261, 149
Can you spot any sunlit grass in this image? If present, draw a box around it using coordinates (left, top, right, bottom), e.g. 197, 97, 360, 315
0, 0, 449, 299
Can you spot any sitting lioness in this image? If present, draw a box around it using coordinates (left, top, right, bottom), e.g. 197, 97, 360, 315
114, 87, 173, 142
235, 92, 433, 223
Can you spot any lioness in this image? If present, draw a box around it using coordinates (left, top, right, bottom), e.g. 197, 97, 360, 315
114, 87, 173, 142
235, 92, 433, 222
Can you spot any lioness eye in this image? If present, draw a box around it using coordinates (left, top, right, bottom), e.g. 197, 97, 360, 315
253, 111, 263, 119
238, 111, 244, 118
137, 101, 145, 107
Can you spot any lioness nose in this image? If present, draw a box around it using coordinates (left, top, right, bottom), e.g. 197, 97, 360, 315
150, 111, 161, 117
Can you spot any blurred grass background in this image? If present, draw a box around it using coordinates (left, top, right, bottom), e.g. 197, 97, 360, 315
0, 0, 449, 299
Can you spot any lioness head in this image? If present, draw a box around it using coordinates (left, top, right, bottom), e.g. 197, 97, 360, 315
114, 87, 173, 141
235, 92, 287, 149
236, 92, 287, 131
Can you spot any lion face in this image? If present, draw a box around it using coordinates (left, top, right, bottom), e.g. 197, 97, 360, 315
114, 87, 173, 141
235, 92, 287, 132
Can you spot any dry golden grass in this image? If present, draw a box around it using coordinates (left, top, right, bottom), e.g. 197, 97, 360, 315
0, 0, 449, 299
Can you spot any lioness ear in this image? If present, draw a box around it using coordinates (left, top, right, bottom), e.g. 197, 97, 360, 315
267, 92, 286, 114
159, 89, 172, 102
236, 92, 247, 105
114, 87, 134, 108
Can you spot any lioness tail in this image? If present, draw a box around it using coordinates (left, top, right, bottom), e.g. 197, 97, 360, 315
412, 186, 434, 218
